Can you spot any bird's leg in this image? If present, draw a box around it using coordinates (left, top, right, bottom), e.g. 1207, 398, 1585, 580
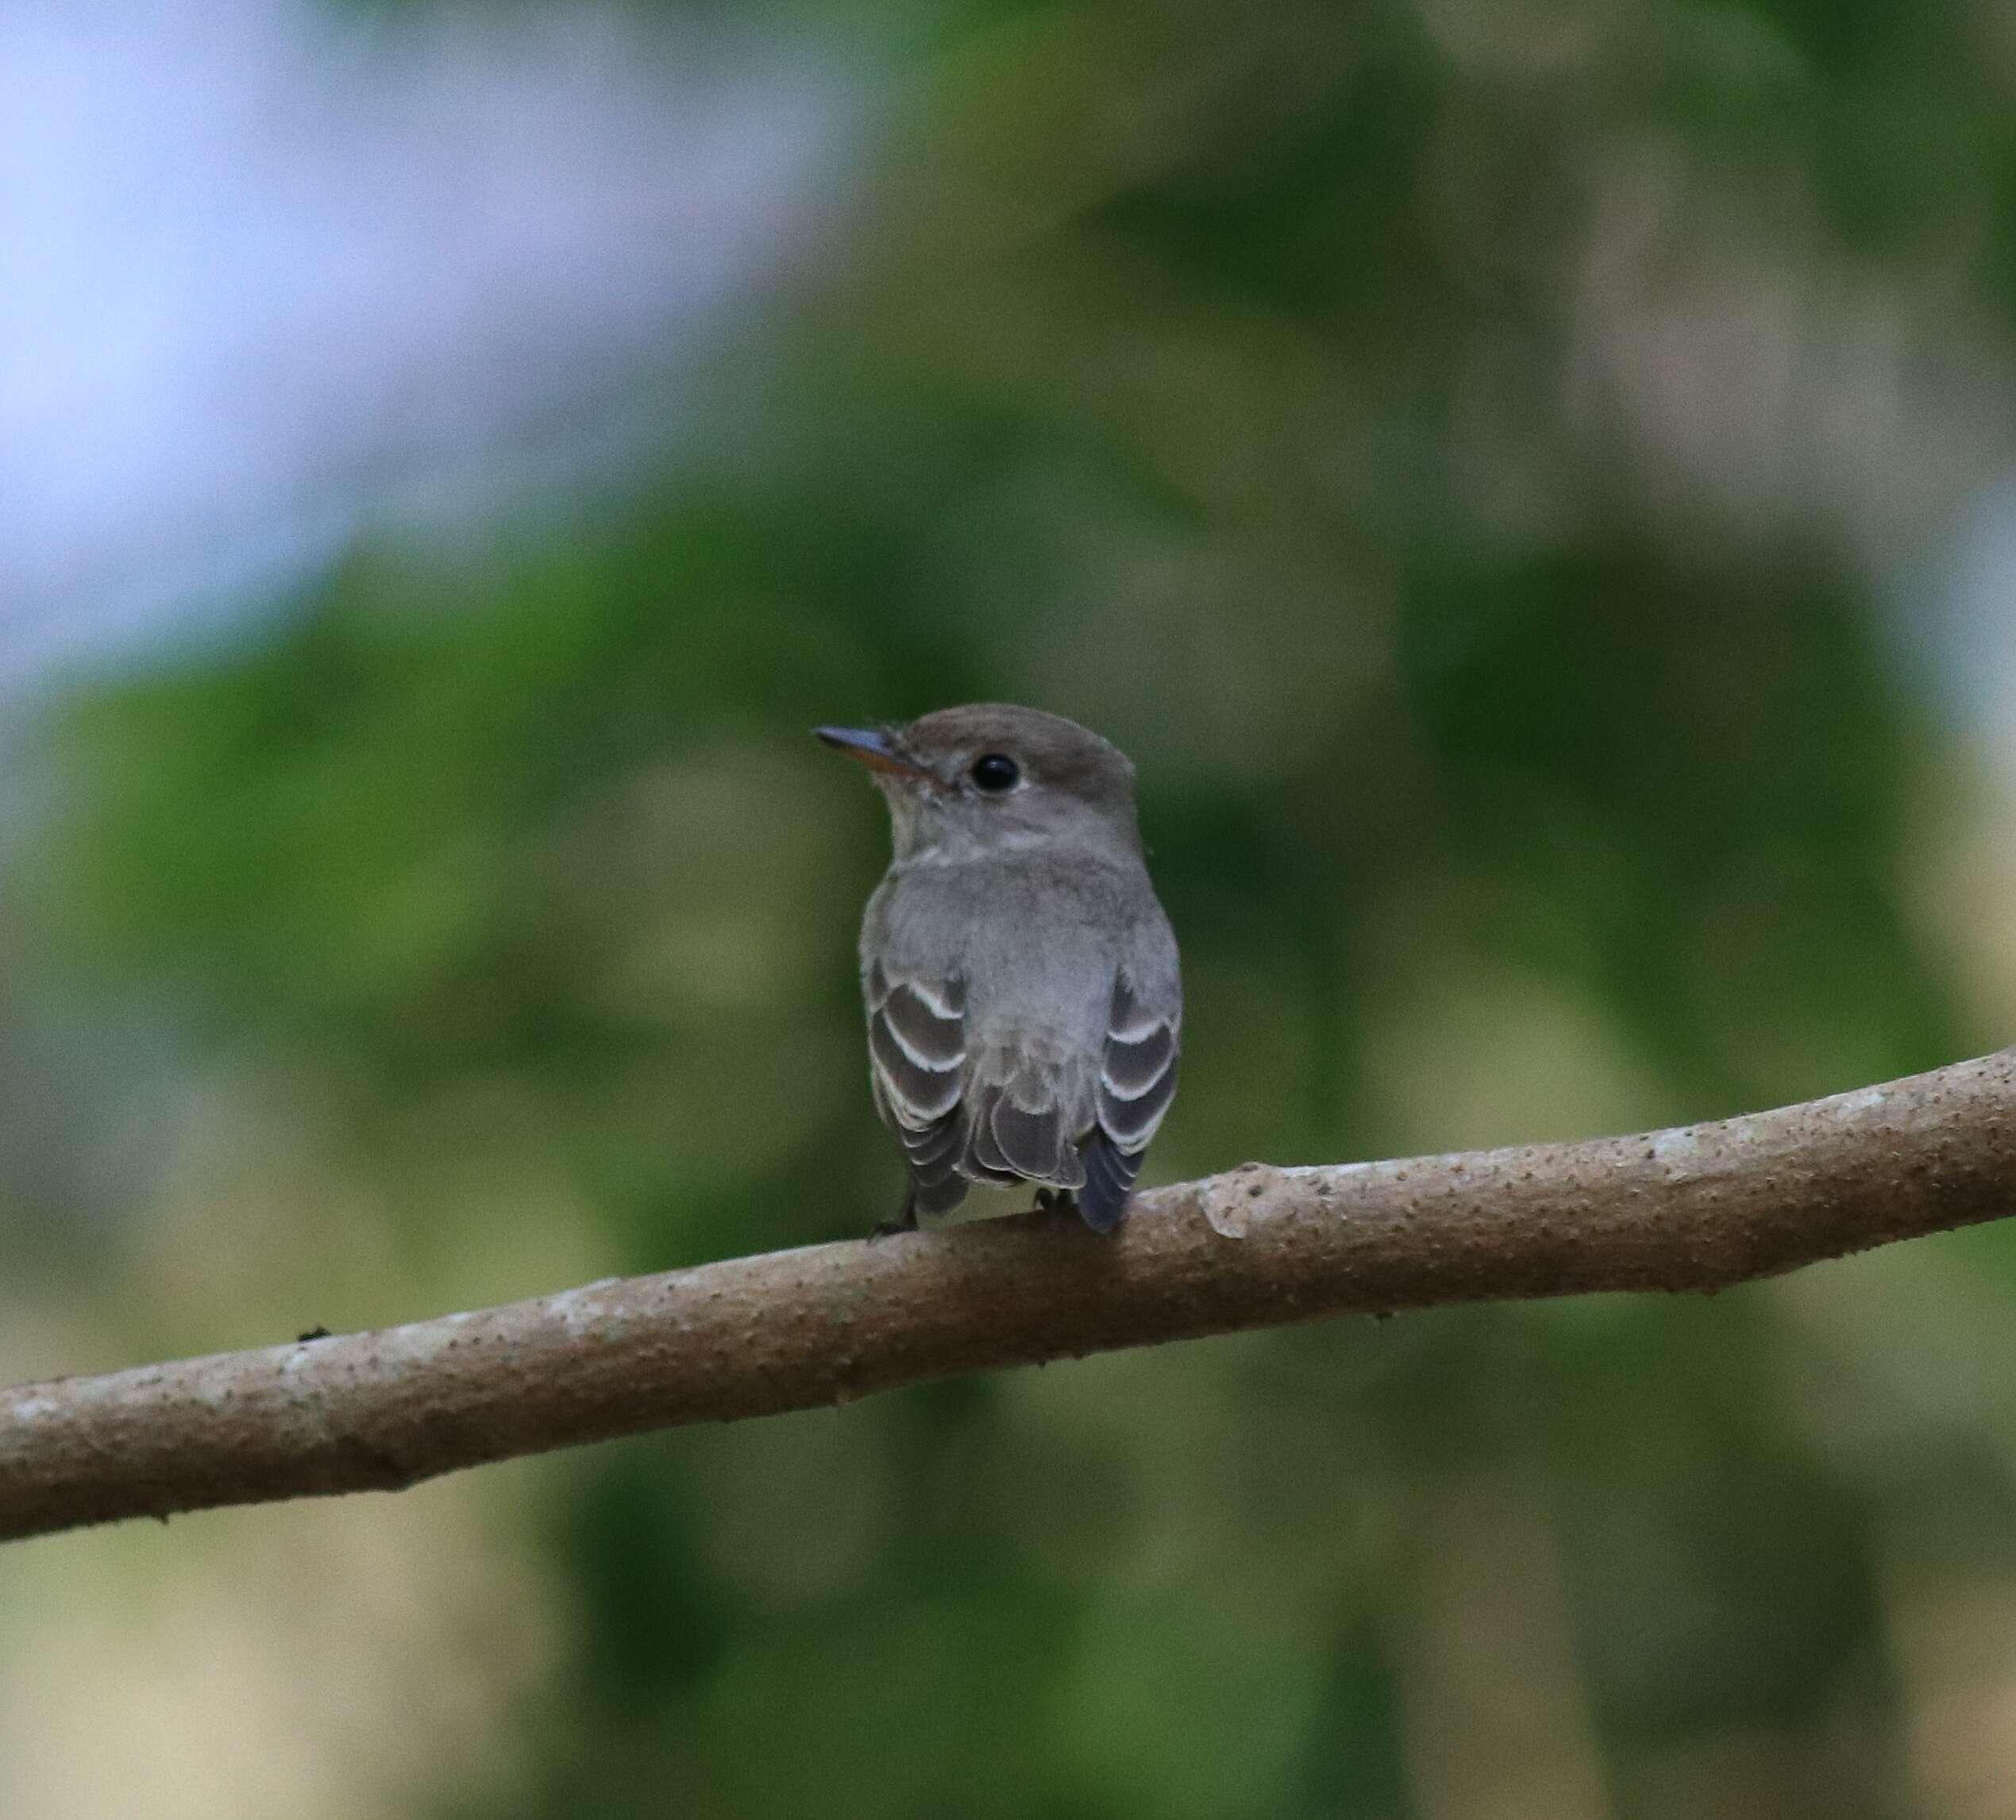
869, 1185, 920, 1241
1032, 1187, 1078, 1217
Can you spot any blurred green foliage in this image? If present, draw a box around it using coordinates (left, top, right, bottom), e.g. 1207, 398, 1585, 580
13, 0, 2016, 1814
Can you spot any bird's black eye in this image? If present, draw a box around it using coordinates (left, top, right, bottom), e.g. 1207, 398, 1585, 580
970, 753, 1020, 792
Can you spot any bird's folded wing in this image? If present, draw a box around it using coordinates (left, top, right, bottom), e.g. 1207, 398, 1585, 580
865, 959, 987, 1211
1096, 972, 1181, 1154
866, 958, 966, 1129
1064, 970, 1180, 1231
869, 954, 1178, 1217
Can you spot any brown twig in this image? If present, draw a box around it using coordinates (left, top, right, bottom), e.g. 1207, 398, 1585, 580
4, 1049, 2014, 1543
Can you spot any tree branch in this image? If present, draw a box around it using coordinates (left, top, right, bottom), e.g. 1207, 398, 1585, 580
4, 1049, 2014, 1544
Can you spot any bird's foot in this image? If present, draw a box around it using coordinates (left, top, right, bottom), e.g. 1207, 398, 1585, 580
869, 1193, 919, 1241
1032, 1187, 1077, 1217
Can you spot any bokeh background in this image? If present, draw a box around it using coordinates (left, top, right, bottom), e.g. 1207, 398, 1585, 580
4, 0, 2016, 1814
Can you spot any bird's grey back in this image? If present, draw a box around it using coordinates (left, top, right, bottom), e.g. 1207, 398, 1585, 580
865, 845, 1175, 1056
864, 841, 1178, 1207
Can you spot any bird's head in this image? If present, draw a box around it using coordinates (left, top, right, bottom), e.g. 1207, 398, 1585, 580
816, 704, 1140, 865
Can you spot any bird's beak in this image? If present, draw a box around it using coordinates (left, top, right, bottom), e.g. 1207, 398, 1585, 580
815, 725, 931, 779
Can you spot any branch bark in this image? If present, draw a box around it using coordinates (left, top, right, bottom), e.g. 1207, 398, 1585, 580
5, 1049, 2014, 1544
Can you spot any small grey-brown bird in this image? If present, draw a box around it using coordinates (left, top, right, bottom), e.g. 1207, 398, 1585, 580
818, 704, 1181, 1233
